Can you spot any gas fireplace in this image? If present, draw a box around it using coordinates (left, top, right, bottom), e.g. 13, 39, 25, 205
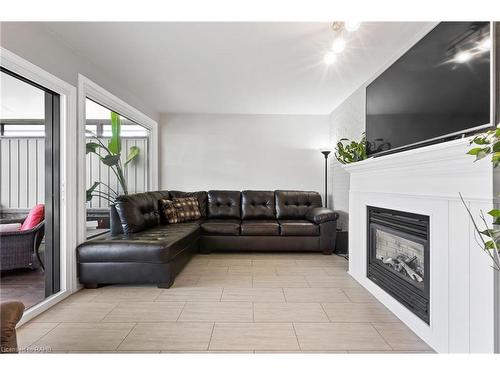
367, 206, 430, 324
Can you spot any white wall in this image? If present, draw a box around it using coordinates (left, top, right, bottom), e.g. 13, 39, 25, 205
329, 88, 365, 230
0, 22, 159, 122
160, 114, 330, 198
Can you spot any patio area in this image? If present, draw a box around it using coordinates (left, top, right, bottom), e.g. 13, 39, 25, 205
1, 267, 45, 309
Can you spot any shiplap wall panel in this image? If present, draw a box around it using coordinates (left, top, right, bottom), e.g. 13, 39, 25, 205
1, 137, 148, 210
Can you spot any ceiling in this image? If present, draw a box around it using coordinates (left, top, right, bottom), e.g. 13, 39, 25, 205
42, 22, 432, 115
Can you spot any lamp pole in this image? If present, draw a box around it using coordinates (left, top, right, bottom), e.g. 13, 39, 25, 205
321, 150, 331, 208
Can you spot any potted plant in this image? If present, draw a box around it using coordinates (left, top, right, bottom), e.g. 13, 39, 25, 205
334, 133, 367, 164
85, 111, 140, 230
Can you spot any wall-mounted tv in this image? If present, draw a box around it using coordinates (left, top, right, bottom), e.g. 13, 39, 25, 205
366, 22, 491, 157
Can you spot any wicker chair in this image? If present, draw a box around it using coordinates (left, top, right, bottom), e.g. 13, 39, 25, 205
0, 220, 45, 271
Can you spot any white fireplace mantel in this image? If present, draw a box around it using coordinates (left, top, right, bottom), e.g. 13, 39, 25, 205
343, 137, 496, 353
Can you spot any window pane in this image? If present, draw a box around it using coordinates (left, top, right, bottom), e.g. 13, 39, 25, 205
85, 98, 150, 239
3, 124, 45, 137
85, 124, 97, 136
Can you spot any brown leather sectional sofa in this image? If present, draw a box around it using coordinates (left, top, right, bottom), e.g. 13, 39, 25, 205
77, 190, 339, 288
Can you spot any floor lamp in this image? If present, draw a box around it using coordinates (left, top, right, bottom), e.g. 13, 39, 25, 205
320, 150, 331, 208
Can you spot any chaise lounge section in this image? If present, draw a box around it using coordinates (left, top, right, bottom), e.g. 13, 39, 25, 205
76, 190, 338, 288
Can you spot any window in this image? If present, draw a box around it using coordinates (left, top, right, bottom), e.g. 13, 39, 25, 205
84, 98, 151, 238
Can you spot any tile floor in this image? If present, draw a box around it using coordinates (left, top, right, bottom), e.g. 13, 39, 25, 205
16, 252, 434, 353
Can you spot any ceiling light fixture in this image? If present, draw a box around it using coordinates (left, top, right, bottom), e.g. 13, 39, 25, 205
324, 21, 362, 65
324, 51, 337, 65
345, 21, 361, 32
479, 37, 491, 51
332, 37, 346, 53
455, 51, 472, 63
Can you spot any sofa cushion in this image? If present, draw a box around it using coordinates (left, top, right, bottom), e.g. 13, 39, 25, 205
279, 220, 320, 236
201, 219, 240, 236
115, 192, 167, 234
21, 204, 44, 231
159, 199, 180, 224
173, 197, 202, 222
241, 190, 275, 219
241, 220, 279, 236
207, 190, 241, 219
169, 190, 208, 217
275, 191, 322, 219
77, 221, 201, 263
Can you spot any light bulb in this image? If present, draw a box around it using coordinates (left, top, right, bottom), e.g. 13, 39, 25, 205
455, 51, 472, 63
479, 37, 491, 51
332, 37, 346, 53
324, 51, 336, 65
345, 21, 361, 32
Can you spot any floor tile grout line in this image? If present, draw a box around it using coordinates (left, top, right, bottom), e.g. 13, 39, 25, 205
115, 322, 138, 351
291, 322, 302, 351
207, 322, 216, 351
319, 303, 331, 322
176, 301, 188, 322
22, 322, 62, 350
98, 301, 121, 322
370, 322, 395, 351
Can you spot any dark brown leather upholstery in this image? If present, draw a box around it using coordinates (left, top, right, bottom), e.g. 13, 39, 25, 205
115, 191, 170, 234
170, 190, 208, 217
1, 301, 24, 354
241, 190, 275, 219
275, 190, 322, 219
77, 221, 200, 288
208, 190, 241, 219
77, 189, 339, 289
201, 219, 240, 235
78, 222, 201, 263
201, 235, 320, 252
305, 207, 340, 224
279, 220, 320, 236
241, 220, 280, 236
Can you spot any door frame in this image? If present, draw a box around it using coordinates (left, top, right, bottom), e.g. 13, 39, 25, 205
0, 47, 78, 325
77, 74, 158, 250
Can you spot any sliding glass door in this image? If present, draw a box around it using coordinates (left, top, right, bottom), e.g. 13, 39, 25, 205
0, 68, 60, 308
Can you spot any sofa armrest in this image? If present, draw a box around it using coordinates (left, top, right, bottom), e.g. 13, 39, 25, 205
305, 207, 339, 224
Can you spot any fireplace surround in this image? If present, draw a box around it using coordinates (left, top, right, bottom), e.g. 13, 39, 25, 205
367, 206, 430, 324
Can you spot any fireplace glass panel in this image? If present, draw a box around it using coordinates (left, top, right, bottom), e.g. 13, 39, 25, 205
375, 229, 425, 284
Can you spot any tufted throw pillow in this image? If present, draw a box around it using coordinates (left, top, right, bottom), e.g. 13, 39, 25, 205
160, 199, 180, 224
172, 197, 202, 222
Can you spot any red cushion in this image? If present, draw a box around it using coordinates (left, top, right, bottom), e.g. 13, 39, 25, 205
21, 204, 45, 231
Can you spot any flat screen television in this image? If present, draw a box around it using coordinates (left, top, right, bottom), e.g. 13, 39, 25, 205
366, 22, 491, 157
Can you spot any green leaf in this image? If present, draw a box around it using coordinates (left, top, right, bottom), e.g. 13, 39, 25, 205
108, 111, 121, 155
487, 209, 500, 218
124, 146, 140, 166
485, 240, 495, 250
480, 229, 500, 240
100, 154, 121, 166
86, 181, 99, 202
473, 137, 490, 145
475, 149, 489, 162
86, 142, 101, 154
467, 147, 482, 156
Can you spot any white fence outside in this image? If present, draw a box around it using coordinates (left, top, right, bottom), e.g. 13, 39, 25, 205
0, 137, 149, 210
